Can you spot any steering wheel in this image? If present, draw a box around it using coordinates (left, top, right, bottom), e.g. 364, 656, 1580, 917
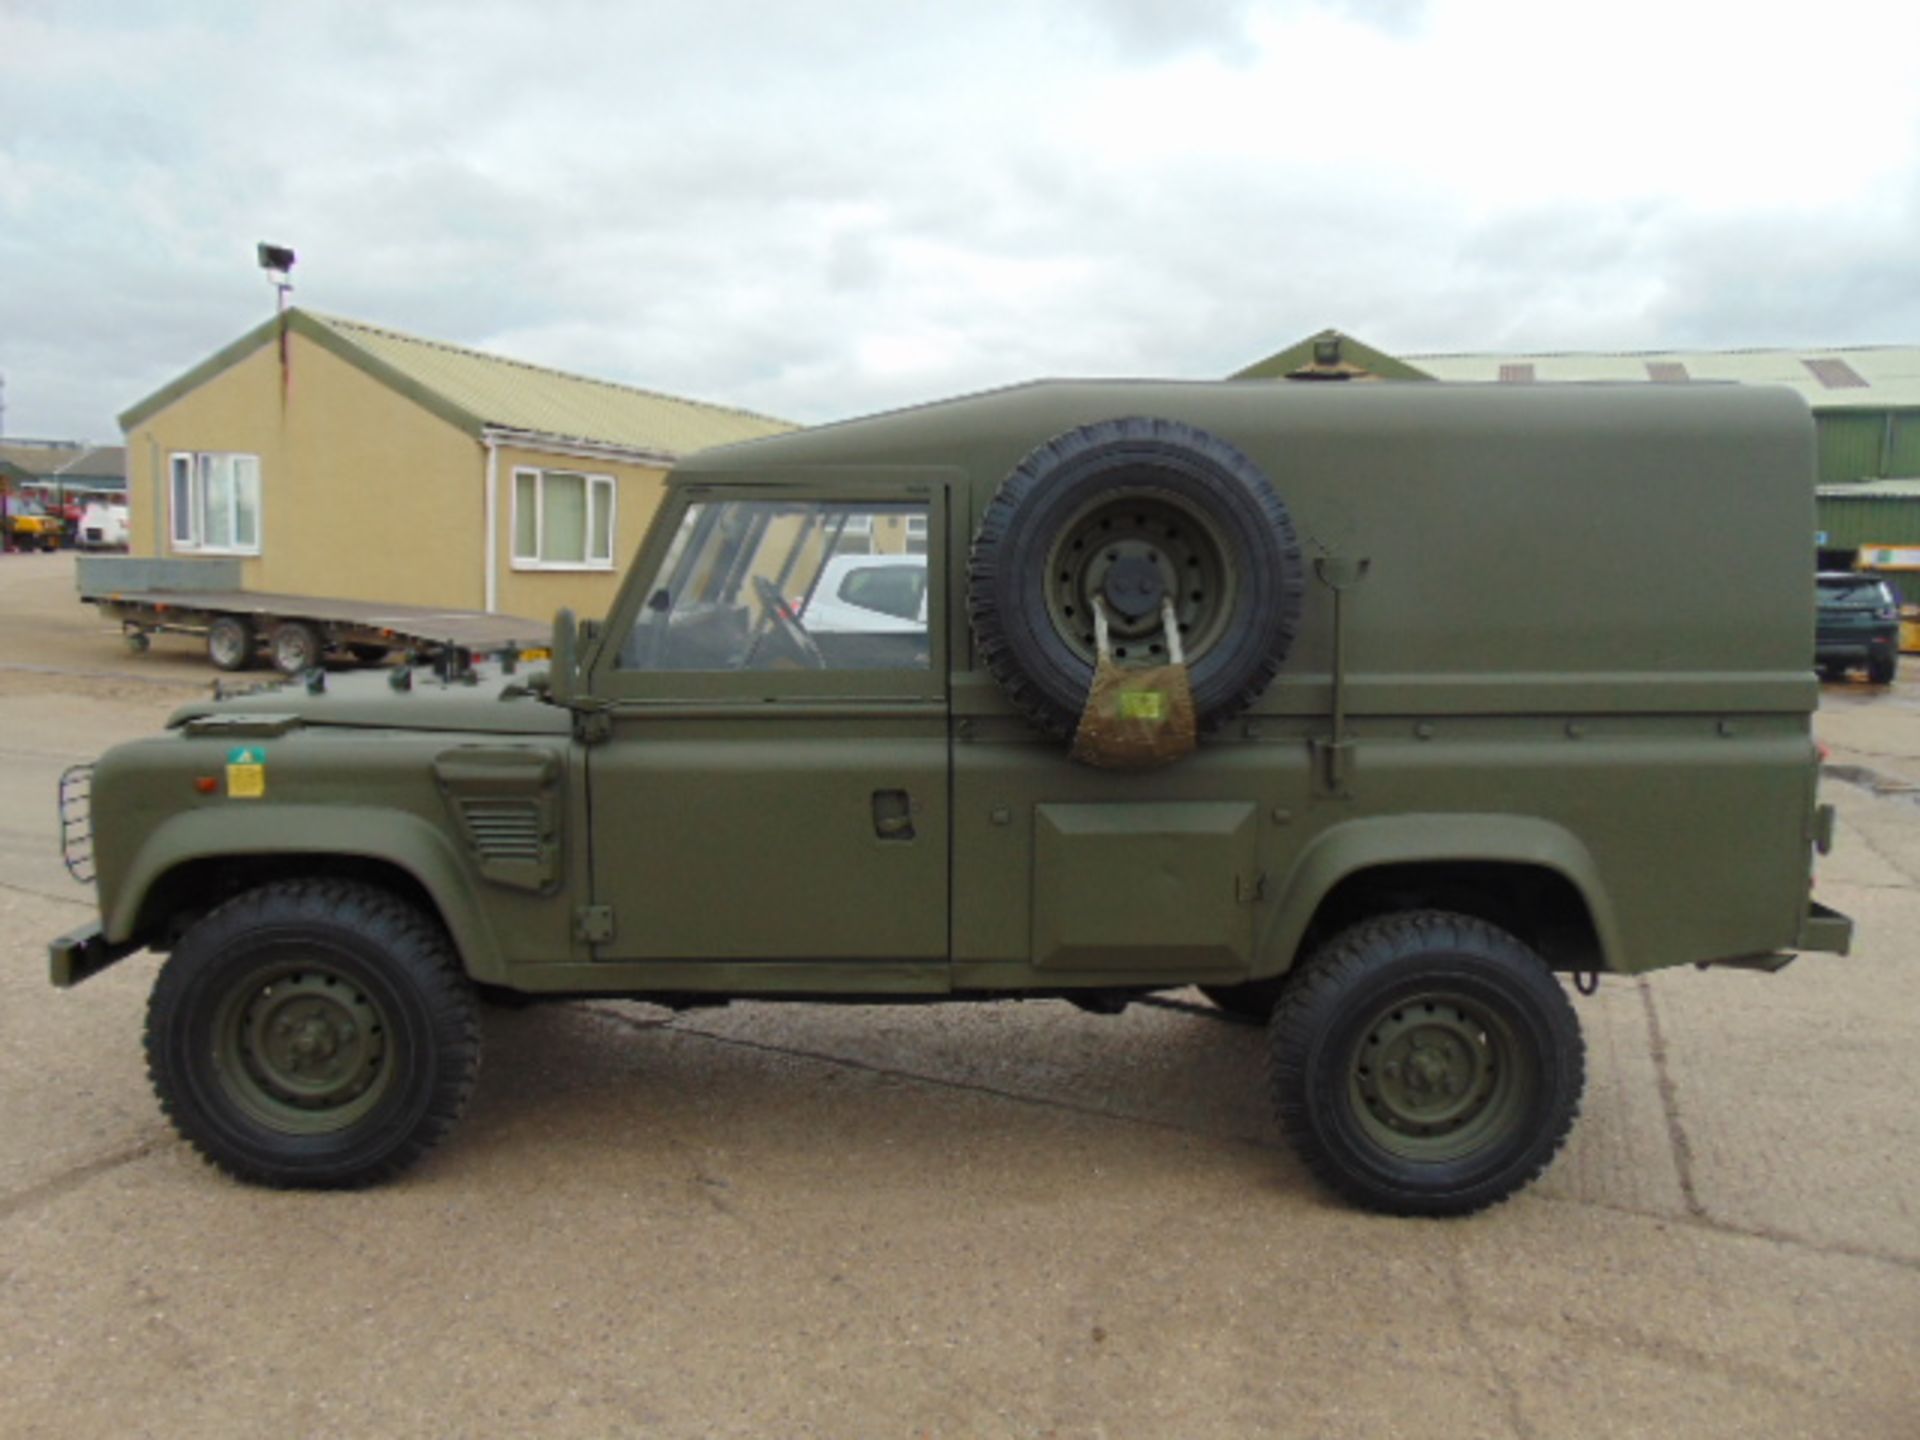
749, 574, 827, 670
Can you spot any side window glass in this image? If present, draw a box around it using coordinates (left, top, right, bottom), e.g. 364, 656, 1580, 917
618, 499, 930, 672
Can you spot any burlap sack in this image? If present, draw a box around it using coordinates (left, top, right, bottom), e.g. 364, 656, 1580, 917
1069, 596, 1197, 769
1069, 656, 1197, 769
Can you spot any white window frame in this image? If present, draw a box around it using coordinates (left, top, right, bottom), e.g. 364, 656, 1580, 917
510, 467, 617, 572
168, 451, 262, 556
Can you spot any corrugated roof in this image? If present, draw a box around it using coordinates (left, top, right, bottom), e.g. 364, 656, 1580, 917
120, 310, 794, 458
1406, 345, 1920, 411
0, 441, 126, 480
306, 313, 792, 456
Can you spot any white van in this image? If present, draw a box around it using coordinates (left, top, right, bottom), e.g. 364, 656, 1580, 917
79, 500, 129, 550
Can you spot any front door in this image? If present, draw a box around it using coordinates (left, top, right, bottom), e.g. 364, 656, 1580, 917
585, 482, 949, 969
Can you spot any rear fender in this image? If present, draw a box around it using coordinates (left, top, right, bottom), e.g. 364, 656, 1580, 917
1258, 814, 1621, 977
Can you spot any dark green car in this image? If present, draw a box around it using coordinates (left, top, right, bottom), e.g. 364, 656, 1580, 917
52, 380, 1852, 1215
1816, 571, 1900, 684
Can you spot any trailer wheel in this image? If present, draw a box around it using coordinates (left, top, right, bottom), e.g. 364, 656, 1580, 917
207, 616, 256, 672
270, 621, 324, 675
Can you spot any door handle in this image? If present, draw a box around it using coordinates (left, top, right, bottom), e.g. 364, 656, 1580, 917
871, 789, 916, 840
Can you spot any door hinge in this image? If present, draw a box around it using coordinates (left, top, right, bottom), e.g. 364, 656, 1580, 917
1236, 872, 1268, 904
573, 707, 613, 745
575, 905, 616, 944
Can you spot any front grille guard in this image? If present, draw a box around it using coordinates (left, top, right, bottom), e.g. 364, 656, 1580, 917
59, 763, 95, 884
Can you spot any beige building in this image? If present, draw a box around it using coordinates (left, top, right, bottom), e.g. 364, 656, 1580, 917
119, 310, 793, 620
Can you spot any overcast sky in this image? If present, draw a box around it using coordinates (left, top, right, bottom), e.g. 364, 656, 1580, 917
4, 0, 1919, 441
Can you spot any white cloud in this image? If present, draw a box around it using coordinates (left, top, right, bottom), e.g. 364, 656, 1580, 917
2, 0, 1919, 439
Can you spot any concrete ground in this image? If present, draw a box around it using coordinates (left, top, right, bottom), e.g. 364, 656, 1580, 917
0, 551, 1914, 1438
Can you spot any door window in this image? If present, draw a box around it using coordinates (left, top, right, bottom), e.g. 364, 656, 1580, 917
616, 499, 931, 672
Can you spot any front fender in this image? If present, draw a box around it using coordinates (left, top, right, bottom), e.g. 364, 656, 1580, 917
105, 804, 511, 983
1257, 813, 1621, 978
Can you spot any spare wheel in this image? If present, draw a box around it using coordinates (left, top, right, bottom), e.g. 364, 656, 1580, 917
968, 416, 1305, 739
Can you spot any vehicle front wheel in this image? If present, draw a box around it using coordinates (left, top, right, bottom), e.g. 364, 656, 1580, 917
145, 880, 481, 1188
1267, 911, 1584, 1217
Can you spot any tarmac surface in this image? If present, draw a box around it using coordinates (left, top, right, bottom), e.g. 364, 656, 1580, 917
1, 550, 1915, 1438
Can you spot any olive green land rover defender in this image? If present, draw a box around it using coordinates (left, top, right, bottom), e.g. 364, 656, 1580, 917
51, 381, 1852, 1215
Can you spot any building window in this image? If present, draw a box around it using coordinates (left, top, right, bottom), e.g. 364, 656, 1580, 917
169, 452, 261, 555
512, 469, 615, 570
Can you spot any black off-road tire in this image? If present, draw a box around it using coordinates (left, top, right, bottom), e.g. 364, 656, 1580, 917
269, 620, 324, 675
968, 417, 1305, 739
145, 880, 481, 1188
1267, 911, 1584, 1217
206, 615, 256, 672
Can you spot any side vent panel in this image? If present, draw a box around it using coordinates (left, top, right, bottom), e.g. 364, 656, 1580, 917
433, 746, 562, 892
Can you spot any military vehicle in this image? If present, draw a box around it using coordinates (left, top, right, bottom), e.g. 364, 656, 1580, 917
51, 380, 1851, 1215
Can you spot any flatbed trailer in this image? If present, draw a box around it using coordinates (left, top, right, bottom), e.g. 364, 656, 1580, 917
75, 557, 544, 675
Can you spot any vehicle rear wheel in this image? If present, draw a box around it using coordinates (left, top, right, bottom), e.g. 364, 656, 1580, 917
270, 620, 324, 675
1267, 910, 1584, 1216
1869, 653, 1898, 685
144, 880, 481, 1188
206, 615, 256, 672
968, 417, 1305, 740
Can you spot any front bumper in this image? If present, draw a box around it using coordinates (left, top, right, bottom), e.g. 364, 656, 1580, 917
49, 922, 141, 988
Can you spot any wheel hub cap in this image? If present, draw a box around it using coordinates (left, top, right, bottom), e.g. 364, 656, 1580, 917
1351, 996, 1525, 1152
1101, 555, 1165, 621
232, 969, 387, 1115
1044, 494, 1235, 666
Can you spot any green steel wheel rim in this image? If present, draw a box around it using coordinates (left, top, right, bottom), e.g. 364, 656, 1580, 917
1042, 492, 1237, 668
1346, 990, 1535, 1163
211, 958, 395, 1135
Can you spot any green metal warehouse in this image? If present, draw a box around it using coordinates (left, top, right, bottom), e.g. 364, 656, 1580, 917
1399, 345, 1920, 487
